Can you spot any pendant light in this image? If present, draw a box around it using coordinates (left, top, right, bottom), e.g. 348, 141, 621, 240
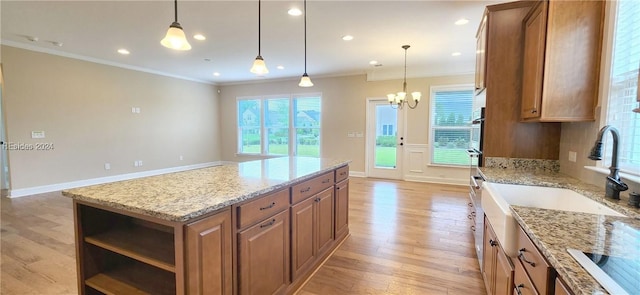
250, 0, 269, 75
161, 0, 192, 51
298, 0, 313, 87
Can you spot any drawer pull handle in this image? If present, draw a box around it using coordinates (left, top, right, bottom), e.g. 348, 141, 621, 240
339, 172, 347, 176
259, 202, 276, 210
514, 284, 524, 295
467, 214, 472, 220
468, 202, 473, 207
518, 248, 536, 267
471, 225, 476, 232
260, 219, 276, 228
322, 179, 330, 184
489, 239, 498, 247
300, 187, 311, 193
315, 198, 321, 202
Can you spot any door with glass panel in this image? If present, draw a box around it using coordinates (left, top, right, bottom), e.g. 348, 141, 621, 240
366, 99, 403, 179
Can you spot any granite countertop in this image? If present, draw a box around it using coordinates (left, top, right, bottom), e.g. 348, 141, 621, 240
479, 167, 640, 294
62, 157, 350, 222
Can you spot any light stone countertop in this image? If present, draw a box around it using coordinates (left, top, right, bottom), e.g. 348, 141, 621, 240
62, 157, 350, 222
479, 167, 640, 294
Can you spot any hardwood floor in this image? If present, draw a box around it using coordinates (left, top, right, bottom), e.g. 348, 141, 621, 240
297, 178, 486, 295
0, 177, 485, 295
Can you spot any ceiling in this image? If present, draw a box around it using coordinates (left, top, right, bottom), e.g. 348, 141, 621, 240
1, 0, 501, 85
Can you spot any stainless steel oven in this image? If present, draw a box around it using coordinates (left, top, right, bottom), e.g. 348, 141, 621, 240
467, 107, 485, 268
467, 149, 485, 269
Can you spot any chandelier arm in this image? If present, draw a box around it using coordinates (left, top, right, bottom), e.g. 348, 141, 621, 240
407, 99, 419, 109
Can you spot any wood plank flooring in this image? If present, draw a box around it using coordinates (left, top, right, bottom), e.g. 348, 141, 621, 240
1, 177, 485, 295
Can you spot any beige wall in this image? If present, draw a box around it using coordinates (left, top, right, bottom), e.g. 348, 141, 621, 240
219, 73, 474, 184
2, 46, 221, 190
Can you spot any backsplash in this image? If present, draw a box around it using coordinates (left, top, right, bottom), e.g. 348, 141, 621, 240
484, 157, 560, 172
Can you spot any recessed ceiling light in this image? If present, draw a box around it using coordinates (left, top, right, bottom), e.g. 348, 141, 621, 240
213, 72, 221, 77
455, 18, 469, 25
342, 35, 354, 41
288, 8, 302, 16
277, 65, 285, 70
451, 52, 462, 56
204, 58, 212, 62
369, 60, 379, 65
51, 41, 63, 47
193, 34, 206, 41
117, 49, 130, 55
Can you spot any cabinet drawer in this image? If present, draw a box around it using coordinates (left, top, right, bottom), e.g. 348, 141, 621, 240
516, 226, 553, 294
237, 189, 289, 229
291, 172, 334, 204
514, 258, 539, 295
335, 166, 349, 183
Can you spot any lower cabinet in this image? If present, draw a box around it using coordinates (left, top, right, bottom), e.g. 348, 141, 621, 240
483, 215, 514, 295
291, 187, 334, 280
185, 210, 233, 295
237, 210, 290, 295
334, 179, 349, 239
554, 277, 572, 295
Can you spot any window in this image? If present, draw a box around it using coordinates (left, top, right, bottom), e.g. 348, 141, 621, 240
237, 94, 321, 157
430, 86, 474, 166
603, 0, 639, 174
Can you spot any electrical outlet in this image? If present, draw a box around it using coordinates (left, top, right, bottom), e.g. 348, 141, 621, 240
568, 151, 577, 162
138, 160, 143, 166
179, 155, 183, 161
134, 161, 139, 167
104, 163, 111, 170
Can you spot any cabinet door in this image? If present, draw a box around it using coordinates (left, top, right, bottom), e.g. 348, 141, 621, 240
335, 179, 349, 238
291, 196, 316, 280
238, 210, 290, 295
185, 209, 233, 295
555, 277, 572, 295
521, 0, 547, 119
315, 187, 335, 256
475, 14, 487, 94
482, 218, 496, 294
494, 245, 514, 295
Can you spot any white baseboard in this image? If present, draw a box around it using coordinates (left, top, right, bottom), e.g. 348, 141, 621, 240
403, 175, 467, 186
8, 161, 227, 198
349, 171, 366, 178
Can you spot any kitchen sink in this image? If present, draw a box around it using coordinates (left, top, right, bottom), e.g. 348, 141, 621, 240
482, 182, 626, 257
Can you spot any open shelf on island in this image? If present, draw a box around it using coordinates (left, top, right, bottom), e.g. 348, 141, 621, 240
85, 226, 175, 272
85, 259, 176, 295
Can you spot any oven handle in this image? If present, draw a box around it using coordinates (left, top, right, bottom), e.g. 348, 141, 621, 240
470, 175, 481, 189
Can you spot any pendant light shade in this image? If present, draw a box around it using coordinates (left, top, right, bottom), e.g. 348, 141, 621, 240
299, 73, 313, 87
299, 0, 313, 87
250, 0, 269, 75
161, 0, 191, 51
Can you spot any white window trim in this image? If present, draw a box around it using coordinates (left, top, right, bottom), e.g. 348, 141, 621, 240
428, 84, 474, 167
584, 0, 640, 178
236, 92, 322, 158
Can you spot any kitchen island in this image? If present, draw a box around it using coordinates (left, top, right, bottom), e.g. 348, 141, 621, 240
62, 157, 351, 295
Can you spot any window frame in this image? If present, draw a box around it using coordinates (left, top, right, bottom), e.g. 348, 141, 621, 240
591, 0, 640, 178
236, 93, 322, 158
428, 84, 475, 167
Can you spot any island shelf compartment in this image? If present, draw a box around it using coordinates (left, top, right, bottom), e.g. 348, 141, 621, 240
75, 202, 180, 295
82, 244, 176, 295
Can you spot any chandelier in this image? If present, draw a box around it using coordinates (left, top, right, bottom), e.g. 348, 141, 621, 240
387, 45, 421, 109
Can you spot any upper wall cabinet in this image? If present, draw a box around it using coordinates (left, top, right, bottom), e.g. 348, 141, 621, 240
475, 14, 488, 95
521, 0, 605, 122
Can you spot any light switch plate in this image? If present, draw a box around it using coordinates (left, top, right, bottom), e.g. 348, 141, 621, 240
31, 131, 45, 139
568, 151, 577, 162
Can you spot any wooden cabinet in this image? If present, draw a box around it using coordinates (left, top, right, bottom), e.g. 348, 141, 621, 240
475, 14, 487, 94
515, 225, 555, 294
291, 187, 334, 280
334, 179, 349, 239
238, 210, 290, 295
482, 215, 514, 295
481, 1, 561, 161
554, 277, 572, 295
75, 203, 180, 295
185, 210, 233, 295
521, 0, 604, 122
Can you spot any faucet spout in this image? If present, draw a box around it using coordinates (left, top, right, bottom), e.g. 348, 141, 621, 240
588, 125, 628, 199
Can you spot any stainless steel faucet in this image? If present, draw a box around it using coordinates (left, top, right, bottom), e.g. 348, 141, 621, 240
588, 125, 629, 199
